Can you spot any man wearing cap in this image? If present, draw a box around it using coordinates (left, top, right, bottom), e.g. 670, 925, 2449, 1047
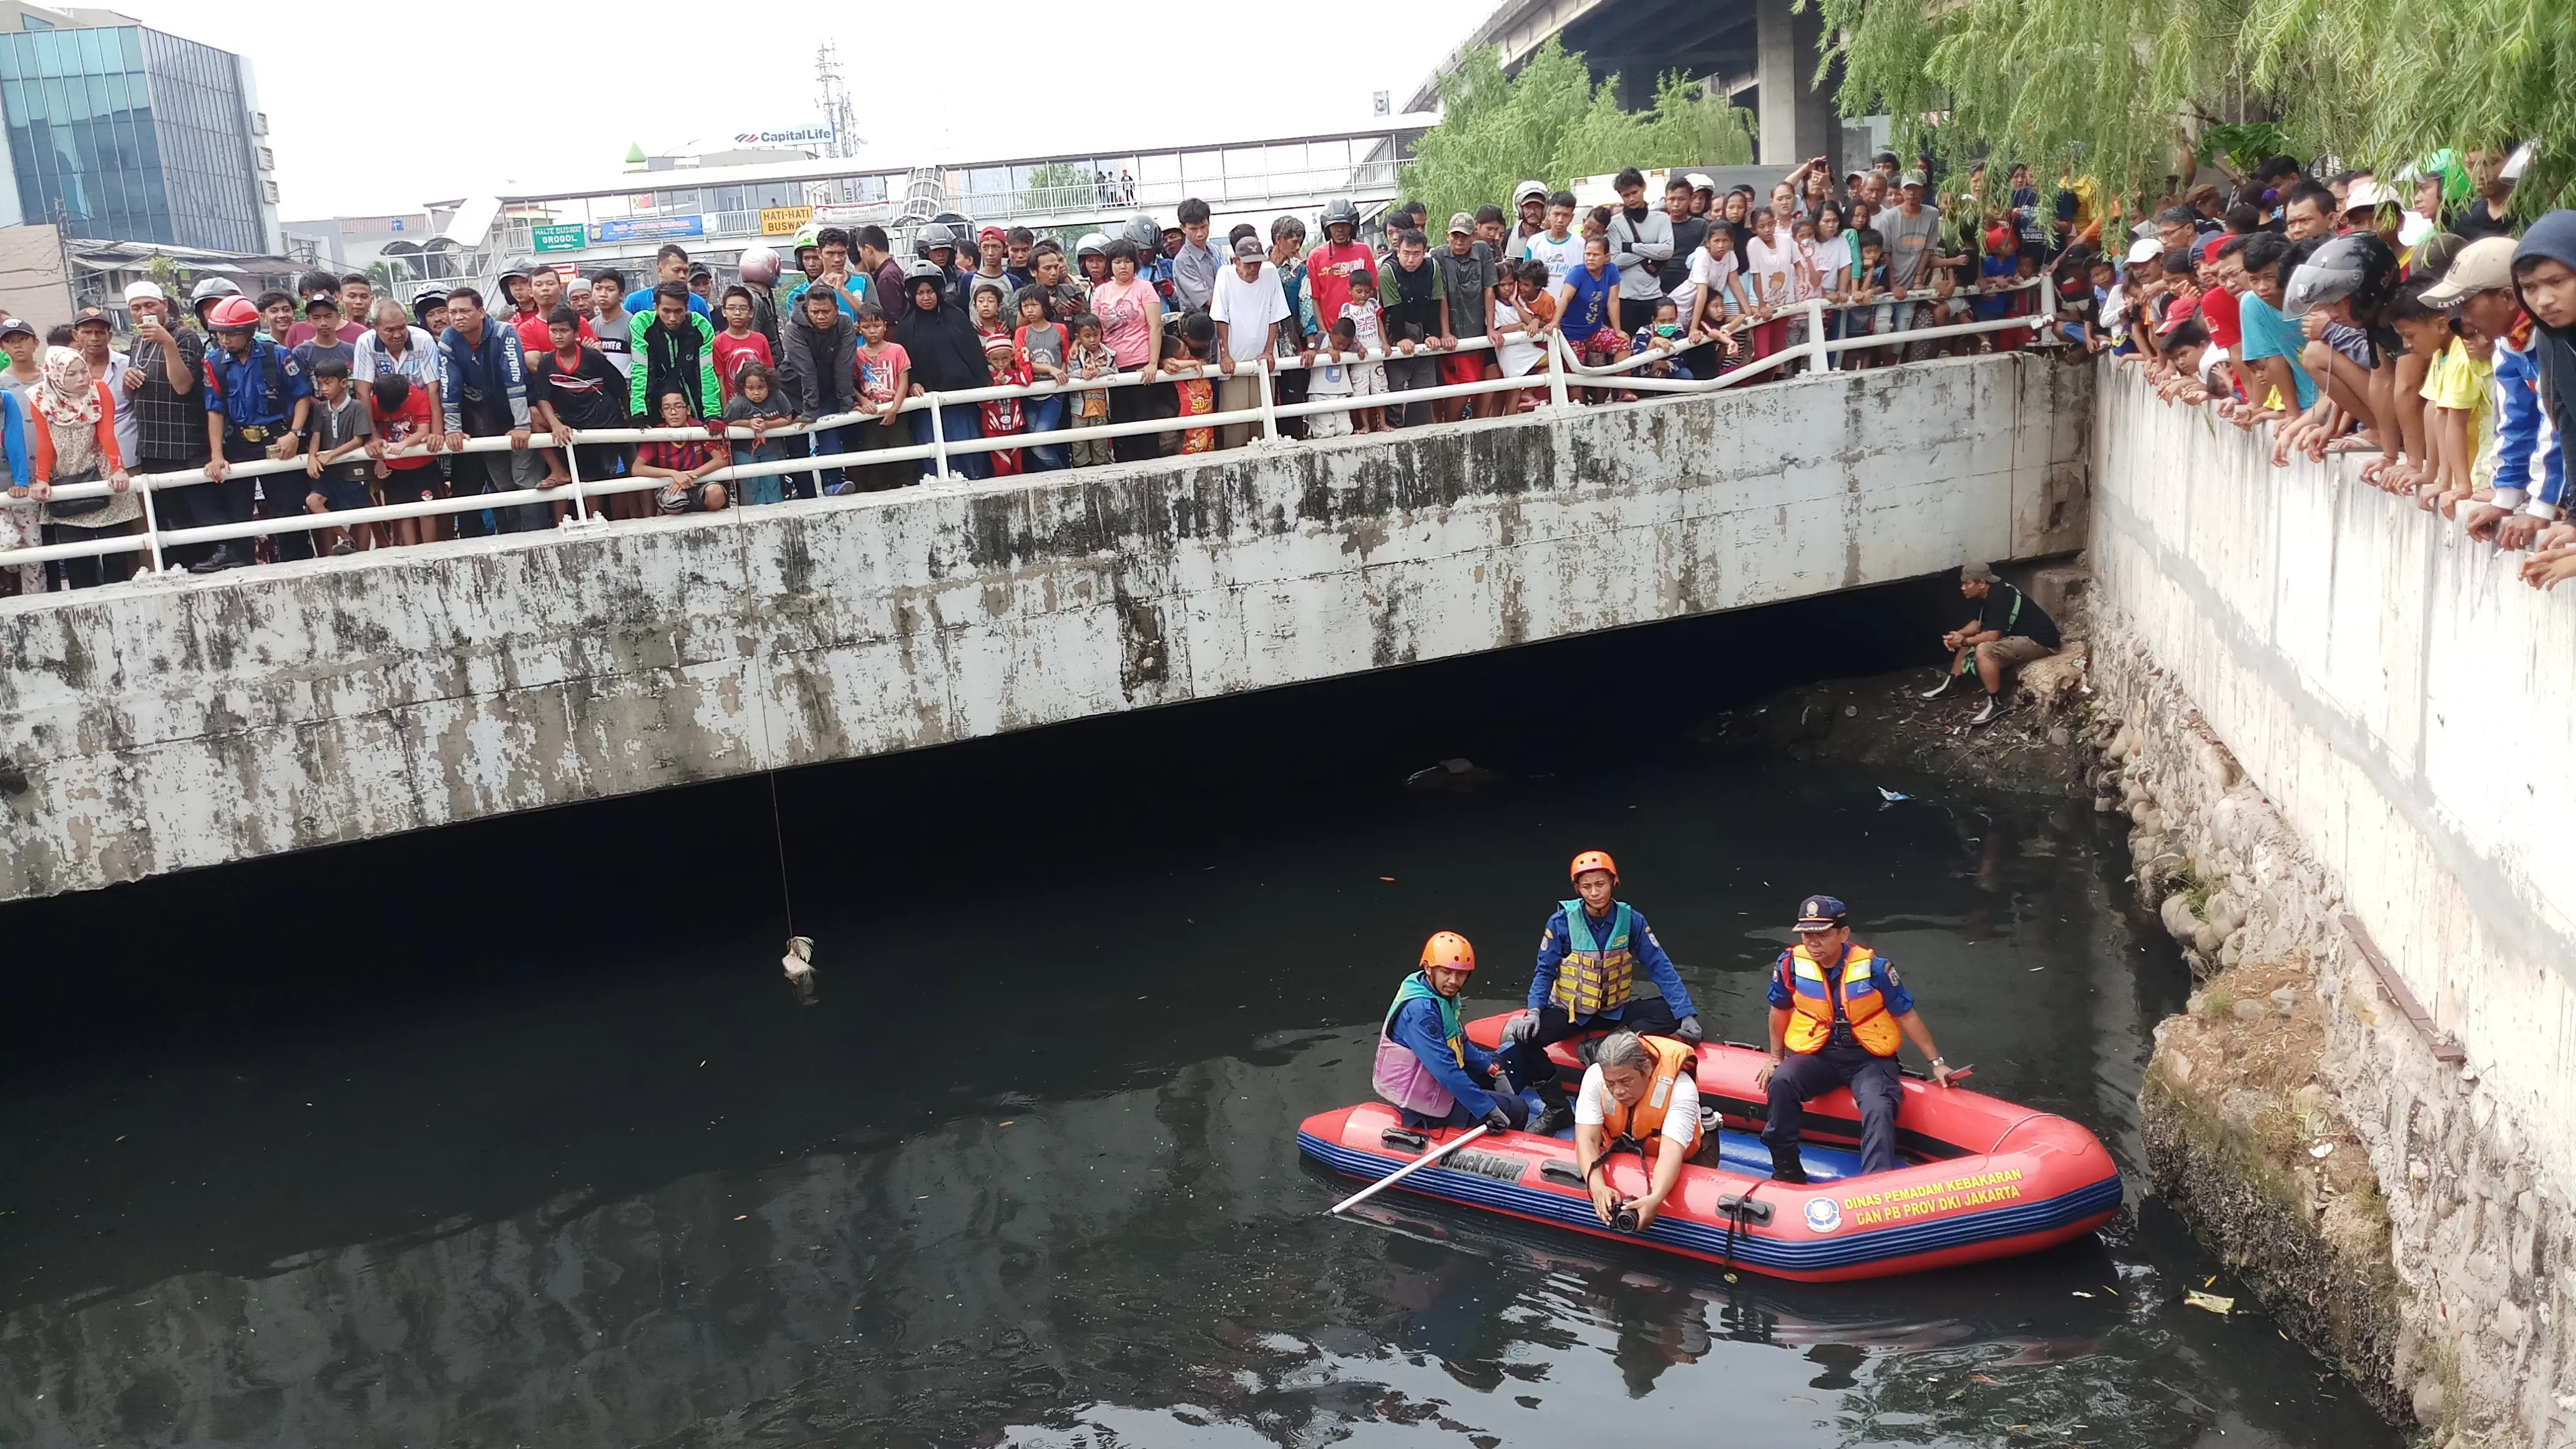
1880, 172, 1944, 332
120, 279, 217, 565
197, 294, 314, 573
1499, 850, 1703, 1130
1921, 560, 2062, 725
1435, 212, 1496, 422
1209, 235, 1287, 449
1375, 931, 1534, 1133
1757, 895, 1953, 1181
2442, 236, 2567, 550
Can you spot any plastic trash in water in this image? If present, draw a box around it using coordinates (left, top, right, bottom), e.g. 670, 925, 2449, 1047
2184, 1289, 2235, 1315
1878, 787, 1912, 805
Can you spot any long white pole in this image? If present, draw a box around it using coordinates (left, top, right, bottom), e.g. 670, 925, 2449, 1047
1328, 1124, 1491, 1216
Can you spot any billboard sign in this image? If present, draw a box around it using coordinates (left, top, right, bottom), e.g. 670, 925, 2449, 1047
593, 215, 707, 244
734, 124, 834, 148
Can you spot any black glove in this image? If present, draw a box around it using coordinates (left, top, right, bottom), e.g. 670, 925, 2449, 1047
1484, 1105, 1516, 1133
1676, 1014, 1704, 1043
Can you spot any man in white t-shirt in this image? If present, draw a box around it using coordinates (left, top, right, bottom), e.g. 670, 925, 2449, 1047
1210, 237, 1289, 450
1520, 190, 1586, 291
1572, 1030, 1701, 1234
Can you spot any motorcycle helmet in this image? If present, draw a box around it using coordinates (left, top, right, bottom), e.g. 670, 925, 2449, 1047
188, 275, 242, 324
2283, 232, 2397, 321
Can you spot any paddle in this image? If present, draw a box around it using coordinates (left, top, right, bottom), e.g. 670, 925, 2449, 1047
1328, 1125, 1491, 1216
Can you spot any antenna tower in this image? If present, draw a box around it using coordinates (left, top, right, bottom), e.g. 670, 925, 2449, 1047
815, 44, 859, 158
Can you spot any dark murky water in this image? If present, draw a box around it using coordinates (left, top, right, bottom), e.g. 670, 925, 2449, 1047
0, 582, 2399, 1447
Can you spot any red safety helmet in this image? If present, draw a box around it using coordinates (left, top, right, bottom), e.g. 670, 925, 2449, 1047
205, 296, 260, 331
1419, 930, 1476, 972
1568, 850, 1618, 883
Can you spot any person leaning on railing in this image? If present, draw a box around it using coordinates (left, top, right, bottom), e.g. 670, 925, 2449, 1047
195, 296, 312, 574
25, 343, 140, 588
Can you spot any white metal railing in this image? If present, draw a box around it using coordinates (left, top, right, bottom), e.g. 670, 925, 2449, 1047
0, 273, 2057, 578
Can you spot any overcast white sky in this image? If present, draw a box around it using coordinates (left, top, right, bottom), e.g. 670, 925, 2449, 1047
101, 0, 1480, 220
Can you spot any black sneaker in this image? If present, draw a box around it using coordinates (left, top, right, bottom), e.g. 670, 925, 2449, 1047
187, 544, 246, 575
1531, 1103, 1575, 1136
1969, 694, 2009, 727
1769, 1146, 1810, 1184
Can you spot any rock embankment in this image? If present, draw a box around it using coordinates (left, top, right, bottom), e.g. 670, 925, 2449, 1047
2089, 630, 2573, 1448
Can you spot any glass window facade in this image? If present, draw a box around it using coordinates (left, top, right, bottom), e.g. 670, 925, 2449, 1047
0, 25, 266, 254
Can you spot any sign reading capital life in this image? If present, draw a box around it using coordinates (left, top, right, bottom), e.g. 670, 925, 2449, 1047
735, 125, 834, 147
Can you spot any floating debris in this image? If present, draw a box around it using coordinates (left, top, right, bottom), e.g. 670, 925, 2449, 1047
2185, 1290, 2235, 1315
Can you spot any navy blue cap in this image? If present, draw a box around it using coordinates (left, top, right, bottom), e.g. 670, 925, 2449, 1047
1794, 895, 1848, 929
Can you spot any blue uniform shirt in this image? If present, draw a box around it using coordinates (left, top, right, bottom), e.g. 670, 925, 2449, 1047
1527, 902, 1697, 1022
1766, 944, 1916, 1015
1387, 992, 1506, 1118
201, 336, 310, 427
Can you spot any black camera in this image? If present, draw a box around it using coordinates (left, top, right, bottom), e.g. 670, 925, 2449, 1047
1612, 1206, 1640, 1234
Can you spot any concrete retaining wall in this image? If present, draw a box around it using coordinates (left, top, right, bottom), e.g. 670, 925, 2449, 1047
2089, 368, 2575, 1445
0, 354, 2089, 900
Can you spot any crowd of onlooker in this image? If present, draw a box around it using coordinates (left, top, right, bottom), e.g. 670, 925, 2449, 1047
2080, 147, 2576, 592
0, 150, 2071, 590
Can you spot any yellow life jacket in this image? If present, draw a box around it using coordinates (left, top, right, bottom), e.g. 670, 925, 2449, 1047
1599, 1035, 1695, 1159
1549, 900, 1637, 1018
1780, 943, 1901, 1056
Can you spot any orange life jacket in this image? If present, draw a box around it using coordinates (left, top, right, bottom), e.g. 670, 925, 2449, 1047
1599, 1035, 1695, 1159
1780, 943, 1901, 1056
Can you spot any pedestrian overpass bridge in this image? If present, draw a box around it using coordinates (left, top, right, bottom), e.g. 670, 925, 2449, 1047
0, 355, 2089, 902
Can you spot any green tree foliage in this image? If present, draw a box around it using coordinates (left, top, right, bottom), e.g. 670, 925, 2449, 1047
1813, 0, 2575, 212
1399, 41, 1757, 223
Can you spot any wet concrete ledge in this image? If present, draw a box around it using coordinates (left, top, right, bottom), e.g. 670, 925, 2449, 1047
0, 353, 2091, 901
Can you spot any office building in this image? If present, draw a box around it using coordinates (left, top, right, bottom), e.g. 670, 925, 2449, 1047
0, 2, 281, 254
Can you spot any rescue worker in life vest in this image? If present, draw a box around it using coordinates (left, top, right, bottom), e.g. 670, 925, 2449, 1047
1571, 1030, 1699, 1232
1756, 895, 1954, 1182
1501, 851, 1702, 1129
1373, 932, 1536, 1133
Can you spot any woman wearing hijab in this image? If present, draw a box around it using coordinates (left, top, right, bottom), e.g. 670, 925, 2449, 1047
17, 346, 135, 588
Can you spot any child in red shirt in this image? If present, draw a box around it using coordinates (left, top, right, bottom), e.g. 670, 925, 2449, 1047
712, 286, 774, 402
365, 373, 440, 547
978, 333, 1026, 476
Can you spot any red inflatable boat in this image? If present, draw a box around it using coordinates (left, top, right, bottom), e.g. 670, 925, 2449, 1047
1300, 1013, 2122, 1282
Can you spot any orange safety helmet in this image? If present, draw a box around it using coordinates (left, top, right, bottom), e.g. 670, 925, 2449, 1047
205, 295, 261, 331
1568, 849, 1619, 883
1419, 930, 1476, 972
